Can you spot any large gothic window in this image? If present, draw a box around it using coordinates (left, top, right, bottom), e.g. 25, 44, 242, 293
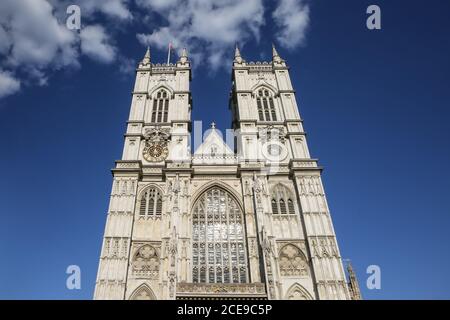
139, 188, 162, 217
192, 187, 248, 284
151, 90, 169, 123
271, 184, 297, 215
256, 89, 277, 122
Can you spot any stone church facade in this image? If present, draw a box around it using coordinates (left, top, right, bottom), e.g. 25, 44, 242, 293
93, 46, 352, 300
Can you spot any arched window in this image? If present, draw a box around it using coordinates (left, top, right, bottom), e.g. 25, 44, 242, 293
192, 187, 248, 284
256, 89, 277, 122
139, 188, 163, 217
271, 184, 296, 215
151, 90, 169, 123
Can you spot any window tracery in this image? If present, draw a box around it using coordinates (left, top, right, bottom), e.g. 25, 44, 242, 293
132, 244, 159, 277
256, 89, 277, 121
192, 187, 248, 284
151, 90, 169, 123
139, 188, 163, 217
271, 184, 296, 215
279, 244, 309, 277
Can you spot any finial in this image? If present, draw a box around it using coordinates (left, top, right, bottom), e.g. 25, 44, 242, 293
272, 43, 279, 58
272, 43, 283, 63
211, 121, 216, 129
178, 47, 189, 64
142, 46, 151, 65
235, 43, 241, 58
234, 43, 244, 63
181, 47, 188, 58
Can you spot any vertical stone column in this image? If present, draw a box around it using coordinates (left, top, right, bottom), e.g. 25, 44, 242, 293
94, 170, 139, 299
293, 172, 350, 300
240, 173, 261, 283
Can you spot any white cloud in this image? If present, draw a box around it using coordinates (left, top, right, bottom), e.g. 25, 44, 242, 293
0, 0, 312, 99
136, 0, 179, 11
136, 0, 265, 69
80, 25, 117, 63
0, 0, 121, 98
49, 0, 133, 20
0, 70, 21, 98
273, 0, 310, 49
90, 0, 132, 20
0, 0, 79, 72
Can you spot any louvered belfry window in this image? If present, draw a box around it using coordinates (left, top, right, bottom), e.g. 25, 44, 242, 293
139, 188, 163, 217
256, 89, 277, 122
192, 187, 248, 284
271, 184, 296, 215
151, 90, 169, 123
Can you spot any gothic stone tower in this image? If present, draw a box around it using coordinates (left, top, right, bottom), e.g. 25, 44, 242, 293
93, 46, 350, 300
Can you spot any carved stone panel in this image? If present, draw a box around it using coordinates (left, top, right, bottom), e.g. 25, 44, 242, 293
132, 244, 160, 279
279, 244, 309, 277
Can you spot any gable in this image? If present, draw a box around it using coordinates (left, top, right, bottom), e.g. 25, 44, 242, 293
193, 129, 234, 156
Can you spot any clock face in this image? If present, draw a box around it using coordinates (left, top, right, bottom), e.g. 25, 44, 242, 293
268, 144, 281, 157
143, 142, 169, 162
262, 142, 287, 162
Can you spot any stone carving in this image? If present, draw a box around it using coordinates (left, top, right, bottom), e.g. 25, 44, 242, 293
298, 176, 323, 196
143, 126, 170, 162
169, 227, 178, 267
130, 285, 155, 300
249, 238, 258, 259
279, 244, 309, 277
103, 237, 128, 259
259, 125, 285, 143
252, 174, 267, 210
132, 245, 159, 278
177, 283, 265, 295
286, 284, 312, 300
169, 271, 176, 298
311, 237, 339, 258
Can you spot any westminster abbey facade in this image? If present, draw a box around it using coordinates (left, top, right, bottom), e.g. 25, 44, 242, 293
93, 45, 356, 300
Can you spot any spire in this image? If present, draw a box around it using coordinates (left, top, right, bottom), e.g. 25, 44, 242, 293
141, 46, 151, 65
234, 43, 244, 63
235, 44, 241, 58
272, 43, 279, 57
272, 43, 282, 63
346, 261, 362, 300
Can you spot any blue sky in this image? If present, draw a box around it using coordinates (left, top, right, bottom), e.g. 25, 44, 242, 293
1, 0, 450, 299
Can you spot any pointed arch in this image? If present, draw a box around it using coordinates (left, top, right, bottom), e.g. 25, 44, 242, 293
138, 184, 164, 218
252, 85, 278, 122
137, 183, 165, 199
271, 184, 297, 215
131, 244, 159, 277
279, 244, 309, 277
149, 86, 172, 123
129, 284, 156, 300
250, 82, 278, 96
191, 185, 248, 284
190, 181, 244, 213
285, 283, 313, 300
148, 84, 174, 98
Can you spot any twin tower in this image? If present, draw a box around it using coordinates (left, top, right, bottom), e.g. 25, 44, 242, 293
93, 45, 358, 300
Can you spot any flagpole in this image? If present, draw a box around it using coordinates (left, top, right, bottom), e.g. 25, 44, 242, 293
167, 42, 171, 64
